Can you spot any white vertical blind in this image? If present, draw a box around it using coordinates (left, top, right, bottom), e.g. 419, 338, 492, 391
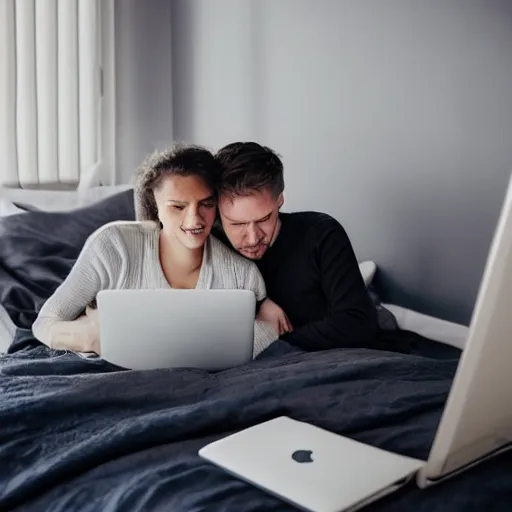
99, 0, 116, 187
0, 0, 108, 188
58, 0, 80, 183
78, 0, 98, 182
15, 0, 39, 187
36, 0, 59, 184
0, 0, 18, 185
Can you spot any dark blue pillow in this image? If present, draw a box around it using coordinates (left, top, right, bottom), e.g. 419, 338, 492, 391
0, 189, 135, 328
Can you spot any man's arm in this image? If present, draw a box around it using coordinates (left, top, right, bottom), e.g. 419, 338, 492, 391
281, 220, 379, 351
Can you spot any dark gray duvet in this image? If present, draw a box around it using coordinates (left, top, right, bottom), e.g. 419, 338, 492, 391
0, 191, 511, 511
1, 334, 511, 512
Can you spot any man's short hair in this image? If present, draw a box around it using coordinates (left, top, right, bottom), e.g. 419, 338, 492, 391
215, 142, 284, 199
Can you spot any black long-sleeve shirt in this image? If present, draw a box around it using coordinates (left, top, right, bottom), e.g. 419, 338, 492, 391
215, 212, 379, 351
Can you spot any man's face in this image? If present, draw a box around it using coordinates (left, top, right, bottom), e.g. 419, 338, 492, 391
218, 188, 283, 260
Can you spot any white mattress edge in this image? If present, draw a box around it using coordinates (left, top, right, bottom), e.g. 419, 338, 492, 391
0, 304, 16, 353
382, 303, 468, 350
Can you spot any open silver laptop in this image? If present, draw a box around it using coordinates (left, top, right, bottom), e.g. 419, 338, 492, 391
198, 173, 512, 512
96, 289, 255, 371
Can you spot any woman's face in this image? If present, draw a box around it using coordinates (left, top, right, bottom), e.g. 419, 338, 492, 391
153, 173, 217, 250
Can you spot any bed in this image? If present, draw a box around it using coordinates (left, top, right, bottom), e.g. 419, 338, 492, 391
1, 187, 510, 512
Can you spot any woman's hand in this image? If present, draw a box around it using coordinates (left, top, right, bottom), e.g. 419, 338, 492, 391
85, 305, 101, 354
257, 298, 293, 336
46, 311, 101, 354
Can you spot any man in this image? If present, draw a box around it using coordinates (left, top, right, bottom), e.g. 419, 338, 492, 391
212, 142, 379, 352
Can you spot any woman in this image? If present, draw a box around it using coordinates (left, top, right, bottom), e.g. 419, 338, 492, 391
32, 144, 280, 358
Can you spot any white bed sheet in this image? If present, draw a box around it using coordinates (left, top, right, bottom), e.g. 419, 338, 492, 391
0, 305, 16, 354
382, 303, 468, 350
0, 304, 468, 355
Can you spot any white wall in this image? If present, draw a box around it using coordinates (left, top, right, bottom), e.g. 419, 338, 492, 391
170, 0, 512, 324
115, 0, 173, 183
171, 0, 258, 150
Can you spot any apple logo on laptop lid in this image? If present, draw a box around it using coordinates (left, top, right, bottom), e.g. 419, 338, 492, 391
292, 450, 314, 463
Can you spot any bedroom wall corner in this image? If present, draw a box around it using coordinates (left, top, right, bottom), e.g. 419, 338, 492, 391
114, 0, 174, 185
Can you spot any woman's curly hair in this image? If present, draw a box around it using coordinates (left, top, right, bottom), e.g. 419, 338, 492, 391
134, 144, 222, 222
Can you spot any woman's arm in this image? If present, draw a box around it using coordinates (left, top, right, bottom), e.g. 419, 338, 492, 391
32, 228, 113, 352
238, 260, 282, 357
40, 314, 99, 352
253, 319, 278, 358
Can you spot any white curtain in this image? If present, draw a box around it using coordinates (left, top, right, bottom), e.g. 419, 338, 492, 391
0, 0, 108, 188
0, 0, 18, 186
